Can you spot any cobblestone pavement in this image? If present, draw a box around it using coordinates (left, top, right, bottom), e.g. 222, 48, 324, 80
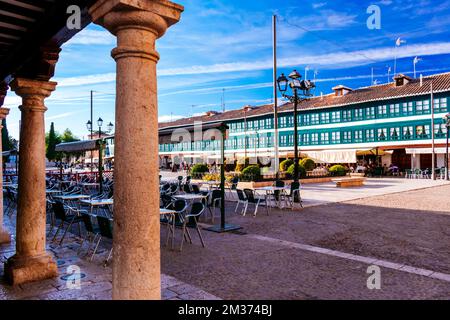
0, 222, 219, 300
2, 179, 450, 299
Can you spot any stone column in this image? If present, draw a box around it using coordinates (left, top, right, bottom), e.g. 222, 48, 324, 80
89, 0, 183, 299
4, 78, 58, 285
0, 83, 10, 244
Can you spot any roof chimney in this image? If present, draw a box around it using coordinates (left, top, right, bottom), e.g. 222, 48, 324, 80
332, 85, 352, 97
393, 74, 412, 87
205, 110, 220, 117
420, 74, 423, 86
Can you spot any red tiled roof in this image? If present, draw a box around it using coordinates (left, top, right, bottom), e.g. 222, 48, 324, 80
159, 72, 450, 130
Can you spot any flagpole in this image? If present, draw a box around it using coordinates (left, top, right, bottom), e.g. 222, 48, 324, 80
431, 81, 435, 180
272, 14, 279, 177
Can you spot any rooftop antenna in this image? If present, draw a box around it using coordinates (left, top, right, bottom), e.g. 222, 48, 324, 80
394, 37, 406, 76
387, 66, 391, 83
413, 56, 422, 79
221, 88, 225, 112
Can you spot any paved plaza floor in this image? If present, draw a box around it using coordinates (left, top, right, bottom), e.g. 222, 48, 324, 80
1, 178, 450, 299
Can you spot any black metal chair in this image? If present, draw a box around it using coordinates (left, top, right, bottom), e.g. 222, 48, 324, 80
183, 183, 192, 194
207, 189, 222, 223
235, 189, 248, 215
243, 188, 269, 216
91, 215, 113, 265
191, 184, 201, 194
78, 212, 100, 256
180, 202, 206, 251
225, 176, 239, 200
284, 181, 302, 210
51, 201, 85, 246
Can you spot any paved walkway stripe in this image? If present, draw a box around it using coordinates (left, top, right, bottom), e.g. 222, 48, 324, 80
247, 234, 450, 283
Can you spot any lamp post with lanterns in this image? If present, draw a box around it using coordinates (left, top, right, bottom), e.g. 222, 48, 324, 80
443, 113, 450, 181
86, 118, 114, 193
277, 70, 315, 186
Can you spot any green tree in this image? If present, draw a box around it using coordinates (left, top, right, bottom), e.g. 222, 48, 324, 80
1, 118, 11, 152
61, 128, 79, 143
46, 122, 61, 161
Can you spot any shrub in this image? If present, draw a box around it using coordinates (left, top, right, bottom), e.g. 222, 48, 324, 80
241, 165, 261, 181
191, 163, 209, 178
329, 165, 347, 176
203, 173, 220, 181
279, 159, 294, 172
235, 157, 250, 172
286, 163, 306, 179
300, 158, 315, 171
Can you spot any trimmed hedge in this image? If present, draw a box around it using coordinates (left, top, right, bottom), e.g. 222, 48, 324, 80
191, 163, 209, 176
300, 158, 315, 171
286, 163, 306, 178
241, 165, 261, 181
279, 159, 294, 172
329, 164, 347, 176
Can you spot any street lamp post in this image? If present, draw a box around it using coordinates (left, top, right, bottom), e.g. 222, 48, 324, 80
443, 113, 450, 181
277, 70, 315, 186
87, 117, 114, 193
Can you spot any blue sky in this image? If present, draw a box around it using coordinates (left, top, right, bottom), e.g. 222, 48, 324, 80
4, 0, 450, 139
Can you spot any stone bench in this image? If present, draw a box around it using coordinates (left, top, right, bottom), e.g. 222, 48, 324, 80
332, 177, 366, 187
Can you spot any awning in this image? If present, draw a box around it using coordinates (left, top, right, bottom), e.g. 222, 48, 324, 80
303, 150, 357, 164
55, 140, 98, 152
406, 148, 448, 154
356, 148, 393, 156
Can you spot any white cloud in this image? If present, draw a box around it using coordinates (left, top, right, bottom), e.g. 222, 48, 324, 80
55, 73, 116, 87
157, 42, 450, 76
65, 29, 115, 46
312, 2, 327, 9
158, 114, 185, 123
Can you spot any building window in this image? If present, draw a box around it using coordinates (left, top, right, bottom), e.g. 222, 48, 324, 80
331, 131, 340, 144
330, 111, 341, 123
265, 118, 272, 128
311, 133, 319, 145
402, 126, 413, 140
416, 100, 430, 115
354, 130, 363, 143
342, 110, 352, 122
434, 98, 448, 113
378, 105, 388, 118
301, 133, 309, 145
365, 129, 375, 142
389, 104, 400, 117
416, 125, 430, 139
320, 132, 329, 144
302, 114, 310, 126
279, 117, 286, 128
377, 128, 387, 141
311, 114, 319, 125
402, 102, 414, 115
342, 131, 352, 143
366, 107, 376, 119
390, 127, 400, 140
320, 112, 330, 124
354, 108, 364, 121
434, 123, 446, 138
287, 115, 294, 127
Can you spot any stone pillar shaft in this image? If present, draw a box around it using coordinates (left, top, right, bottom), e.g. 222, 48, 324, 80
90, 0, 183, 300
4, 78, 58, 285
0, 104, 10, 244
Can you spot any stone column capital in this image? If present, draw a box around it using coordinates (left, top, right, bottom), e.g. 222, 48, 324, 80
0, 107, 10, 121
10, 78, 57, 113
90, 0, 183, 36
90, 0, 183, 62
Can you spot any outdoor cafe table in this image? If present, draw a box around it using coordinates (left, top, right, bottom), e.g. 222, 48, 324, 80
254, 186, 291, 209
80, 199, 113, 217
173, 194, 207, 202
201, 181, 220, 190
80, 182, 99, 194
54, 194, 91, 208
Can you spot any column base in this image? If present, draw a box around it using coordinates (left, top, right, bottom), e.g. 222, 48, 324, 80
0, 228, 11, 244
4, 252, 58, 285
